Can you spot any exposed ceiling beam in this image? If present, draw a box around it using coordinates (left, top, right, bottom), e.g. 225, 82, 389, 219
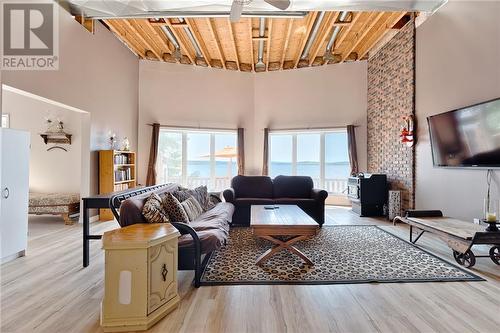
185, 18, 212, 67
164, 18, 196, 64
138, 19, 173, 56
103, 11, 413, 73
333, 12, 361, 53
104, 20, 143, 58
280, 18, 294, 70
227, 18, 240, 71
122, 19, 162, 60
341, 12, 384, 62
358, 12, 407, 59
248, 18, 255, 72
294, 12, 319, 69
265, 18, 273, 71
206, 18, 226, 69
308, 11, 339, 66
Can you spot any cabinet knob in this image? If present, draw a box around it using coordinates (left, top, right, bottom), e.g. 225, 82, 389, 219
161, 264, 168, 281
2, 187, 9, 199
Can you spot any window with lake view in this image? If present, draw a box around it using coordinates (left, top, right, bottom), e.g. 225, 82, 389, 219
269, 129, 350, 194
157, 128, 237, 191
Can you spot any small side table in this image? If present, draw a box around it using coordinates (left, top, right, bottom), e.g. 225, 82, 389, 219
101, 223, 180, 332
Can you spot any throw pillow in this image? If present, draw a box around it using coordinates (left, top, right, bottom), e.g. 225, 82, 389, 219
180, 196, 204, 222
173, 186, 213, 212
142, 193, 170, 224
172, 190, 192, 203
162, 192, 190, 223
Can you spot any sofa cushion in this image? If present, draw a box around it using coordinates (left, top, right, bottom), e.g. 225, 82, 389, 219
273, 175, 313, 198
142, 193, 170, 224
119, 197, 148, 227
178, 202, 233, 252
193, 202, 234, 231
178, 229, 227, 254
163, 192, 190, 223
234, 198, 275, 206
118, 183, 179, 227
231, 175, 273, 199
274, 198, 316, 205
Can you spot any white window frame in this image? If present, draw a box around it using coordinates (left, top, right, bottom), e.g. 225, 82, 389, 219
158, 127, 237, 190
268, 128, 349, 194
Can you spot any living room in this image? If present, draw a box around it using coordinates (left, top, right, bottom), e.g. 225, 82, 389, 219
0, 0, 499, 332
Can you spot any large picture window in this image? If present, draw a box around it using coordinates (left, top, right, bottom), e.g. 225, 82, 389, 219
157, 128, 237, 191
269, 129, 350, 194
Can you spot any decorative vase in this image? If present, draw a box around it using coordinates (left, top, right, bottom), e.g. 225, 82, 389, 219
121, 137, 130, 151
108, 131, 117, 150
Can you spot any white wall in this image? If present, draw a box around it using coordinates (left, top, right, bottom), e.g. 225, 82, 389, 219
415, 0, 500, 221
3, 89, 84, 194
253, 62, 368, 174
138, 61, 255, 184
1, 5, 139, 197
138, 60, 368, 183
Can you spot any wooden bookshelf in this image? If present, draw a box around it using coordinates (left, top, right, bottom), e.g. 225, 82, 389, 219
98, 150, 137, 221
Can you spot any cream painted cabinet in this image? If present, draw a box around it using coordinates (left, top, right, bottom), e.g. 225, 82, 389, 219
101, 223, 180, 332
148, 242, 177, 314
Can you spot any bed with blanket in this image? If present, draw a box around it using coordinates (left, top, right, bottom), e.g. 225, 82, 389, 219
29, 193, 80, 225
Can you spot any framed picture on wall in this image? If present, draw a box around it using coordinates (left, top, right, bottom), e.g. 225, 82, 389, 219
1, 114, 9, 128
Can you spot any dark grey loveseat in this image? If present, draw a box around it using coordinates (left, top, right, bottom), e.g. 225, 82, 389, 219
223, 175, 328, 227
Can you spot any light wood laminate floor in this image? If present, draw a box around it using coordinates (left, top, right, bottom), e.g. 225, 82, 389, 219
1, 208, 499, 333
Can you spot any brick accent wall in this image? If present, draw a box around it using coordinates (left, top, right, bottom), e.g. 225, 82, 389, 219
367, 18, 415, 211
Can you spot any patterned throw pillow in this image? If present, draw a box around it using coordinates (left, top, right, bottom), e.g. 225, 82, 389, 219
162, 192, 190, 223
172, 190, 192, 203
173, 186, 214, 212
142, 193, 170, 223
180, 196, 204, 222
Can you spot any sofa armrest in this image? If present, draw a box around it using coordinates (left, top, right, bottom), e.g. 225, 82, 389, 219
311, 188, 328, 202
222, 188, 236, 203
171, 222, 201, 254
209, 192, 222, 204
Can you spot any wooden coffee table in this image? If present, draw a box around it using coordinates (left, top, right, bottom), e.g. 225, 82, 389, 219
250, 205, 319, 266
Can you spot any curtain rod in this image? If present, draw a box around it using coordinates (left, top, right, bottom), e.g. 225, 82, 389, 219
147, 123, 238, 131
267, 125, 359, 132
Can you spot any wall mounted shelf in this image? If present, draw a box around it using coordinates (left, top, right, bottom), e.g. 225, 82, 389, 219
40, 133, 72, 145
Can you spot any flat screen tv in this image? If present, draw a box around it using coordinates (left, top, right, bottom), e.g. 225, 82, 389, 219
428, 98, 500, 168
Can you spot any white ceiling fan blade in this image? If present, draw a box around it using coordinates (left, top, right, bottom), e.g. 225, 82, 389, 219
230, 1, 243, 22
264, 0, 291, 10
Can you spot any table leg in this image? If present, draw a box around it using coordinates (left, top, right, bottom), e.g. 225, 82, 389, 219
83, 204, 89, 267
256, 235, 313, 266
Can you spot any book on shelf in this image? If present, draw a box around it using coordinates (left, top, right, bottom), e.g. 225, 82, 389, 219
114, 183, 130, 192
114, 167, 132, 182
99, 150, 136, 221
114, 153, 130, 165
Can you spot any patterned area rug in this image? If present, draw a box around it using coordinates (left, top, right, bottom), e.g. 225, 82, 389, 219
200, 226, 483, 285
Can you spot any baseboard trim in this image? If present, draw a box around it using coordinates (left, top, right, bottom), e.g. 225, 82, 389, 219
1, 250, 26, 264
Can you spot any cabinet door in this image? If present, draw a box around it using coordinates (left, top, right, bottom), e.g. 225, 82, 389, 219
148, 241, 177, 314
0, 129, 30, 261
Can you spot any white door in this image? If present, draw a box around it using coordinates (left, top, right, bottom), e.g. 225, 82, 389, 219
0, 128, 30, 262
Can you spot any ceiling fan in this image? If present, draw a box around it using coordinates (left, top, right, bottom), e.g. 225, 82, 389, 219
230, 0, 291, 22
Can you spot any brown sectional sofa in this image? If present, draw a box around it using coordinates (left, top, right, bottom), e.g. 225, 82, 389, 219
110, 183, 234, 287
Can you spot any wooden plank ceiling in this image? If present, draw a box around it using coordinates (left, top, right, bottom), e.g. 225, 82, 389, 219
103, 11, 410, 73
